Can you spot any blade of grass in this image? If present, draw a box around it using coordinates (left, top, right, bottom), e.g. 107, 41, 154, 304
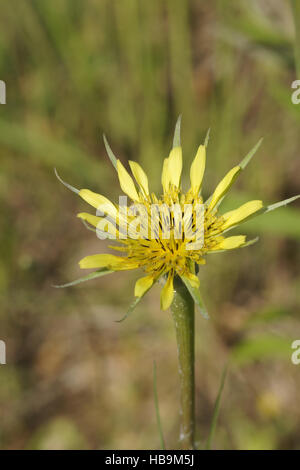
205, 364, 228, 450
153, 361, 166, 450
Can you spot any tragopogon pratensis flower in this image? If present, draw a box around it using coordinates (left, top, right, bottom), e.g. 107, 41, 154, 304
56, 118, 299, 317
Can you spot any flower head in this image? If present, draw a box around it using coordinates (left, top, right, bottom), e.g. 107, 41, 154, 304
56, 118, 299, 316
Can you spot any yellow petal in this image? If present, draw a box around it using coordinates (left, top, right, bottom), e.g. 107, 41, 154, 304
161, 157, 170, 192
134, 275, 154, 297
77, 212, 118, 237
222, 200, 263, 230
77, 212, 100, 227
160, 271, 174, 310
129, 160, 149, 195
79, 189, 117, 217
79, 253, 136, 270
212, 235, 246, 250
208, 166, 241, 211
116, 159, 139, 201
190, 144, 206, 194
184, 272, 200, 289
168, 146, 182, 188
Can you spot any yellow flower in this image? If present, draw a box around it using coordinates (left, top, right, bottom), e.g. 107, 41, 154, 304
56, 118, 299, 317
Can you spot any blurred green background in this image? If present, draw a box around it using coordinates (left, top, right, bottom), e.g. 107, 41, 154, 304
0, 0, 300, 450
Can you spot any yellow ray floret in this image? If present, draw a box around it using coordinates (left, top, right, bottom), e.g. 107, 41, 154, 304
134, 274, 154, 297
77, 212, 118, 238
221, 200, 263, 230
160, 271, 175, 310
117, 159, 139, 201
184, 272, 200, 288
168, 146, 182, 188
79, 189, 117, 218
129, 160, 149, 196
79, 253, 138, 270
161, 157, 170, 192
212, 235, 246, 250
208, 166, 240, 211
190, 144, 206, 195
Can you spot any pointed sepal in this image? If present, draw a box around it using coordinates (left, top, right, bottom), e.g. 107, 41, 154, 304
103, 134, 118, 169
180, 275, 209, 319
172, 115, 182, 149
53, 268, 113, 288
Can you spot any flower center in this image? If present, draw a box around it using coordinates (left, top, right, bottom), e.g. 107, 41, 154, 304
112, 185, 225, 277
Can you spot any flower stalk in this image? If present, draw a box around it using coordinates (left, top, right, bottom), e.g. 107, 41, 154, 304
171, 276, 195, 450
56, 117, 300, 450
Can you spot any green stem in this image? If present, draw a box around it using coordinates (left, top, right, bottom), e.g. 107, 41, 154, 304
171, 276, 195, 450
